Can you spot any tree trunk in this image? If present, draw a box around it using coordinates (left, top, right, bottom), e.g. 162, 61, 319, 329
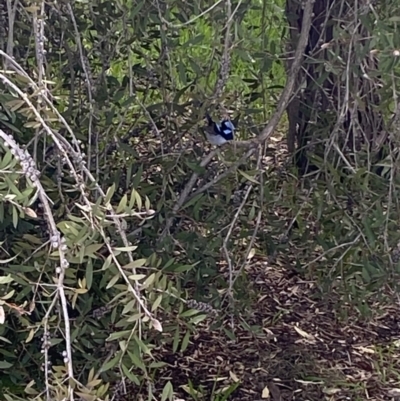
285, 0, 385, 175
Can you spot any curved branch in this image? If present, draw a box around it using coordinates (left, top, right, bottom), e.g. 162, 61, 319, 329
185, 0, 315, 201
235, 0, 314, 147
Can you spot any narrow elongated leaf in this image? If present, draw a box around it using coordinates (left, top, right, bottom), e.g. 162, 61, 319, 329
117, 194, 128, 214
161, 381, 173, 401
105, 184, 116, 205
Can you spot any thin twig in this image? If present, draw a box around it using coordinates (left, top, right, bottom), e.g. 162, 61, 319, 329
231, 0, 315, 148
160, 0, 224, 28
212, 0, 233, 100
222, 147, 264, 324
5, 0, 19, 68
67, 3, 95, 174
160, 149, 218, 239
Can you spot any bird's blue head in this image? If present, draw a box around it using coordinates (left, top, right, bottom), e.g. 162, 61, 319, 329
204, 112, 236, 146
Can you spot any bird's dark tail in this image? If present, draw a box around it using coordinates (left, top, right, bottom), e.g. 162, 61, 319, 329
232, 113, 240, 128
205, 112, 213, 126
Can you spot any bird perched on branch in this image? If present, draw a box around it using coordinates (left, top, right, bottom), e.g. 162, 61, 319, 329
204, 112, 238, 146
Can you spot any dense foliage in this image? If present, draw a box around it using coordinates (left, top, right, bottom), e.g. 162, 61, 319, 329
1, 0, 400, 400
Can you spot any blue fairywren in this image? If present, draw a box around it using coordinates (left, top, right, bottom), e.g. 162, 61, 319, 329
204, 112, 236, 146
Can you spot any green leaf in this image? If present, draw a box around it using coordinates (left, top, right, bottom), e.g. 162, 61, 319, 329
184, 161, 206, 175
133, 189, 142, 210
84, 243, 104, 256
161, 381, 173, 401
234, 49, 254, 62
128, 274, 146, 281
132, 165, 143, 189
106, 274, 120, 289
122, 300, 136, 315
142, 273, 156, 289
248, 204, 255, 220
223, 328, 236, 341
362, 267, 371, 283
118, 142, 139, 157
163, 258, 175, 269
100, 352, 121, 372
182, 34, 205, 48
12, 205, 18, 229
238, 169, 259, 184
0, 275, 14, 284
0, 151, 12, 169
105, 184, 116, 205
188, 58, 202, 75
172, 326, 180, 353
145, 196, 151, 211
117, 194, 128, 214
121, 363, 140, 385
133, 335, 151, 355
102, 255, 113, 270
0, 360, 13, 369
220, 382, 241, 401
131, 0, 145, 18
127, 350, 146, 372
113, 245, 138, 252
149, 361, 167, 369
189, 315, 208, 325
151, 294, 163, 312
107, 331, 131, 341
85, 260, 93, 290
180, 330, 190, 353
182, 194, 203, 210
362, 217, 376, 248
123, 259, 147, 269
180, 309, 200, 318
0, 120, 22, 134
128, 187, 136, 209
178, 61, 187, 85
